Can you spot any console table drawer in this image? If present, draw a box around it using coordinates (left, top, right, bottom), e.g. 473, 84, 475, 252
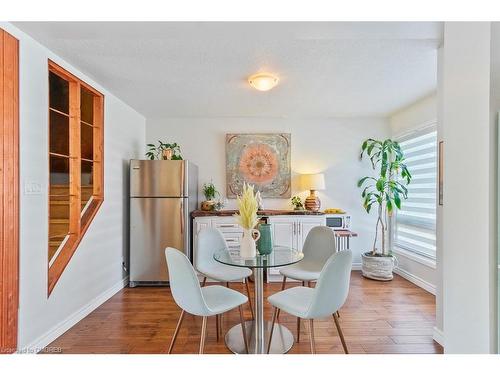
214, 222, 241, 232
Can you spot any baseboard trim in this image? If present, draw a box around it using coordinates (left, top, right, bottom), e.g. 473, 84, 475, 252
351, 262, 362, 270
433, 327, 445, 347
393, 267, 436, 295
19, 277, 128, 354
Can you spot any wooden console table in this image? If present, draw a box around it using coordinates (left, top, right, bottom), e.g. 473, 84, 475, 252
334, 229, 358, 251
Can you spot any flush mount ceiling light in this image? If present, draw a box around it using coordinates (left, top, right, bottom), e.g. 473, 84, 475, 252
248, 73, 279, 91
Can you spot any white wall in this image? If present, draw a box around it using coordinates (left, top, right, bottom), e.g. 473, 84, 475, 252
147, 117, 390, 265
389, 93, 438, 295
0, 23, 146, 350
442, 22, 495, 353
390, 93, 437, 135
435, 46, 444, 343
490, 22, 500, 352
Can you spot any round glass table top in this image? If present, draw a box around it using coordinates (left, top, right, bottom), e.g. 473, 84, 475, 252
213, 246, 303, 269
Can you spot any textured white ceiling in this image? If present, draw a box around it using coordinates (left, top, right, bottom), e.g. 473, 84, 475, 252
14, 22, 442, 118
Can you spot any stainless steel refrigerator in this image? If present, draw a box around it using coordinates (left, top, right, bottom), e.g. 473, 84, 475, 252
129, 160, 198, 286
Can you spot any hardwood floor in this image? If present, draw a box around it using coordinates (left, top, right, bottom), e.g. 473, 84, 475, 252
46, 271, 443, 354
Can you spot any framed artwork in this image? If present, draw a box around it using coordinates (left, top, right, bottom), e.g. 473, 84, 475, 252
226, 133, 291, 198
439, 140, 444, 206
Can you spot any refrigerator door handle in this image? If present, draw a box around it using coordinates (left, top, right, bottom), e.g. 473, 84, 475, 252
181, 161, 187, 197
180, 199, 185, 239
182, 198, 190, 259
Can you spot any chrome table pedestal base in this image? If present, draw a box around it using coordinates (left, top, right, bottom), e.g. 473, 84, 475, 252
225, 321, 294, 354
213, 249, 304, 354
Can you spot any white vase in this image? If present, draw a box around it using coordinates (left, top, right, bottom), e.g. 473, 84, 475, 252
240, 228, 261, 258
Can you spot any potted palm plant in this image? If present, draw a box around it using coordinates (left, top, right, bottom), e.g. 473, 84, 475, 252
357, 139, 412, 281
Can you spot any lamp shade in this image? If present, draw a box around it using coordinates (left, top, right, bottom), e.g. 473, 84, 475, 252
301, 173, 325, 191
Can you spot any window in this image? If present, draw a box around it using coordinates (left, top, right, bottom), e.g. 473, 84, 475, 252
48, 61, 104, 294
394, 124, 437, 259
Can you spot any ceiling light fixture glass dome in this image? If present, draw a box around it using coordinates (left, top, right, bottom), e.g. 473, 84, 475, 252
248, 73, 279, 91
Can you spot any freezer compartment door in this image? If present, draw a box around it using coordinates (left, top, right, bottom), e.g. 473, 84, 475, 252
130, 160, 186, 197
130, 197, 187, 282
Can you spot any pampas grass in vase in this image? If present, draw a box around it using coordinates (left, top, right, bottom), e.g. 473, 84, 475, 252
235, 183, 261, 258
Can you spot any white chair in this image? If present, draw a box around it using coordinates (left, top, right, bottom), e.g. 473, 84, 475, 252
279, 226, 337, 290
195, 228, 254, 320
267, 250, 352, 354
165, 247, 249, 354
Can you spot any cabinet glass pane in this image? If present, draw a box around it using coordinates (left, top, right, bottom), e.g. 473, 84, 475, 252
48, 196, 70, 262
49, 71, 69, 114
81, 123, 94, 160
81, 160, 94, 211
50, 110, 69, 156
81, 87, 94, 125
50, 154, 70, 187
49, 153, 70, 263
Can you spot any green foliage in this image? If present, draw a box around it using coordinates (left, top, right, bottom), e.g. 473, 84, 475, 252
358, 138, 412, 255
202, 181, 219, 201
145, 141, 183, 160
291, 196, 304, 210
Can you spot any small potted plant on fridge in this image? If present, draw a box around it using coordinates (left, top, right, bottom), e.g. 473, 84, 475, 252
357, 138, 412, 281
145, 141, 183, 160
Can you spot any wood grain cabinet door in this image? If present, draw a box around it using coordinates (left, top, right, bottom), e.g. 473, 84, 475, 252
0, 28, 19, 354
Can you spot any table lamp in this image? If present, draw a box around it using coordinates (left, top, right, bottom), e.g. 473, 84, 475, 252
302, 173, 325, 212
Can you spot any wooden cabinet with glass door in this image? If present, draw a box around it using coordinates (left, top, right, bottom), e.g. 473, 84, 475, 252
47, 61, 104, 294
48, 71, 71, 262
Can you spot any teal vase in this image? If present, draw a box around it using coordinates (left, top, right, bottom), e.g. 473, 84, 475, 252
257, 224, 273, 255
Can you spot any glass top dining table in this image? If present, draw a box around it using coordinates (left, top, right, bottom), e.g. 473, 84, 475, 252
213, 245, 303, 269
213, 246, 303, 354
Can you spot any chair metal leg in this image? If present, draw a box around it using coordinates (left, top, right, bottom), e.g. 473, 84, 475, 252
238, 306, 249, 354
245, 277, 255, 320
216, 314, 220, 341
296, 317, 301, 343
199, 316, 208, 354
308, 319, 316, 354
266, 307, 279, 354
219, 313, 223, 338
168, 310, 185, 354
201, 277, 207, 287
332, 313, 348, 354
281, 276, 287, 290
276, 278, 283, 320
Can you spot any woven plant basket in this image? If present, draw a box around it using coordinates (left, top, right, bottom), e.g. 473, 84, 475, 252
361, 252, 397, 281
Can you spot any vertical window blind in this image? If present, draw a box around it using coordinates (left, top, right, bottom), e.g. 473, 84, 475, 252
394, 125, 437, 259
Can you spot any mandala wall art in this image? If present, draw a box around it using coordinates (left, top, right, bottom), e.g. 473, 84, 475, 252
226, 133, 291, 198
